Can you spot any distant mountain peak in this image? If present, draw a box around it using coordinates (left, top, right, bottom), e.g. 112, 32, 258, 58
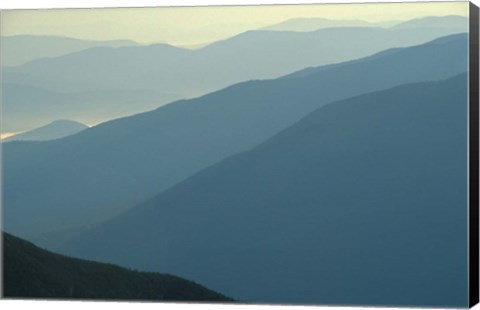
4, 119, 88, 142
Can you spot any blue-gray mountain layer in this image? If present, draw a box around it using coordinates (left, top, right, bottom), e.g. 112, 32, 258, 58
60, 73, 469, 307
2, 34, 468, 245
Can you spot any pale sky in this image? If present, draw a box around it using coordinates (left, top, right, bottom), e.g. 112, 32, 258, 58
0, 1, 469, 46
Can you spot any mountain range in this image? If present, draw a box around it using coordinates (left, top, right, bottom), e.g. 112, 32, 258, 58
2, 34, 468, 245
58, 73, 468, 307
2, 15, 467, 132
6, 19, 466, 94
1, 11, 472, 308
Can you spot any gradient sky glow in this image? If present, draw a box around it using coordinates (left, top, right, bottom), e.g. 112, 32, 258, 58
0, 2, 469, 46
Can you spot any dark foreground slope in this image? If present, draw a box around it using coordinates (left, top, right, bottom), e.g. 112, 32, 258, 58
3, 35, 468, 242
62, 74, 469, 307
2, 233, 233, 302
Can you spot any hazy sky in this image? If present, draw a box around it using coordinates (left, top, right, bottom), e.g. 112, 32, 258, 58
0, 2, 469, 46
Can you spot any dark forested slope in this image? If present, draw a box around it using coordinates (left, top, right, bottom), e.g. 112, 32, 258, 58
2, 233, 233, 302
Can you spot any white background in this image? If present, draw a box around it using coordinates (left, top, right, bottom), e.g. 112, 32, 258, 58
0, 1, 479, 310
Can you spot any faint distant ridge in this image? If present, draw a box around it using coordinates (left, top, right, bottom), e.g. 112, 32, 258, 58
262, 17, 398, 32
6, 20, 467, 97
262, 15, 467, 32
4, 119, 88, 142
3, 232, 234, 302
1, 35, 139, 66
391, 15, 468, 29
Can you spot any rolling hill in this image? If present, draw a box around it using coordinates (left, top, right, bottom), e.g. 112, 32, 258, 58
2, 34, 468, 245
2, 232, 233, 302
59, 73, 469, 307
